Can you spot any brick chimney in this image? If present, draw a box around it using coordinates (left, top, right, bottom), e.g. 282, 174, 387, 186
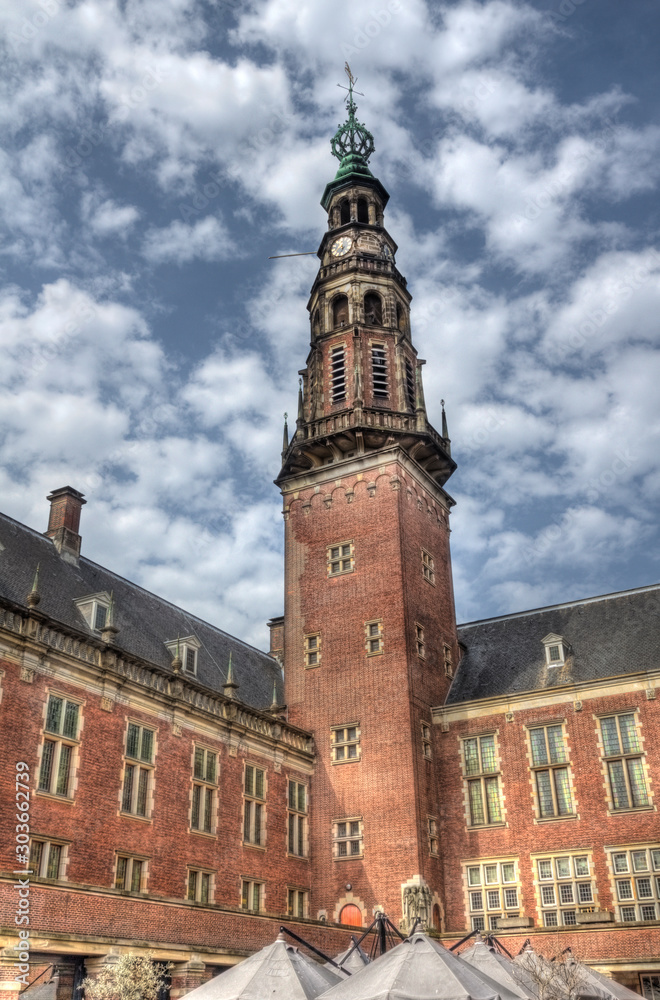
46, 486, 86, 564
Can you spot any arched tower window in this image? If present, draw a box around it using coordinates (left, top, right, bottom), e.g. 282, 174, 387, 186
339, 904, 362, 927
364, 292, 382, 327
357, 197, 369, 224
312, 309, 321, 338
339, 199, 350, 226
397, 302, 407, 333
332, 295, 349, 328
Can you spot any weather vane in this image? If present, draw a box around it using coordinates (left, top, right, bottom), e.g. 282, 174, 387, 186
331, 63, 375, 163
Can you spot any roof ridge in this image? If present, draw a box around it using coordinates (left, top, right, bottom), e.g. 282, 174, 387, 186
458, 582, 660, 630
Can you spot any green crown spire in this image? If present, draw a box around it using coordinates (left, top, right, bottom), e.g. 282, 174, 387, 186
331, 63, 376, 164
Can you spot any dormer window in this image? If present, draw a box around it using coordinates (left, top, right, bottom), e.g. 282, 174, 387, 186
542, 634, 567, 667
165, 636, 201, 676
74, 593, 111, 634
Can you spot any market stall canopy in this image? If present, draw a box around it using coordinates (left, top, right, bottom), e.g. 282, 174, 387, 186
182, 934, 342, 1000
461, 940, 537, 999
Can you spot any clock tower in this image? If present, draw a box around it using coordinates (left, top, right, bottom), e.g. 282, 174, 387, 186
276, 77, 459, 931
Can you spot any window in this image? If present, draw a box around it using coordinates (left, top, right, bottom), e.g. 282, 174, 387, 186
243, 764, 266, 846
187, 868, 213, 903
288, 888, 309, 918
121, 723, 155, 818
191, 746, 217, 834
415, 624, 425, 658
332, 725, 361, 763
241, 879, 263, 912
38, 695, 80, 798
421, 549, 435, 585
443, 644, 453, 678
334, 818, 363, 859
330, 344, 346, 402
528, 724, 573, 818
288, 780, 308, 858
465, 860, 519, 931
357, 197, 369, 224
115, 854, 146, 892
463, 734, 503, 827
74, 593, 110, 633
542, 633, 566, 666
304, 633, 321, 668
405, 358, 415, 409
609, 847, 660, 922
421, 723, 432, 759
328, 540, 354, 576
164, 635, 200, 675
535, 854, 595, 927
339, 199, 350, 226
365, 293, 383, 327
642, 977, 660, 1000
332, 295, 349, 328
365, 620, 384, 655
600, 713, 650, 810
428, 817, 438, 856
371, 343, 388, 396
30, 839, 66, 879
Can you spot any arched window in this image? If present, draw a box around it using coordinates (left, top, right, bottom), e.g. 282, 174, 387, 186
312, 310, 321, 338
357, 197, 369, 224
397, 303, 407, 332
339, 904, 362, 927
332, 295, 349, 328
432, 904, 441, 930
339, 199, 350, 226
364, 292, 382, 327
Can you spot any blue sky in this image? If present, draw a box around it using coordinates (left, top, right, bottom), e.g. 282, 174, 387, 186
1, 0, 659, 647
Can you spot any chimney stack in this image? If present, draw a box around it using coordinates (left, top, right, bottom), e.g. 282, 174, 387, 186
46, 486, 86, 564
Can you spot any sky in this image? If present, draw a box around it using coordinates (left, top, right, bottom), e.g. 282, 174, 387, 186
1, 0, 659, 649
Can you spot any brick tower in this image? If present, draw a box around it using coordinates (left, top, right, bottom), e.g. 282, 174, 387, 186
276, 74, 459, 932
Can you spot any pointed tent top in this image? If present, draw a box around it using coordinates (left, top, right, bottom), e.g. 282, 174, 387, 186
441, 399, 449, 441
270, 680, 279, 711
171, 635, 183, 673
282, 412, 289, 455
223, 651, 239, 698
297, 379, 304, 423
27, 563, 41, 608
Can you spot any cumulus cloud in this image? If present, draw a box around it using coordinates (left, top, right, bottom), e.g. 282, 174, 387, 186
141, 216, 234, 264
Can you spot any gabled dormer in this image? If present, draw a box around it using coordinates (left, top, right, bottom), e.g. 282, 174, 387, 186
542, 633, 568, 667
165, 635, 201, 676
74, 592, 111, 633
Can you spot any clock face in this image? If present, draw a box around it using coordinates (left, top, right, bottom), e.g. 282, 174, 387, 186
330, 236, 352, 258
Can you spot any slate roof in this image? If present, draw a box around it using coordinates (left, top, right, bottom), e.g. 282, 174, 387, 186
0, 510, 283, 711
450, 584, 660, 704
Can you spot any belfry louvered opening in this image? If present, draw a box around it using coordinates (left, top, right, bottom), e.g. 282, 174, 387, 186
331, 345, 346, 402
405, 358, 415, 410
371, 344, 388, 398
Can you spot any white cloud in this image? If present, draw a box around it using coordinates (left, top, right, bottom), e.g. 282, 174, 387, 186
141, 216, 234, 264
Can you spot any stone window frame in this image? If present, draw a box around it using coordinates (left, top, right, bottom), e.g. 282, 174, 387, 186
327, 540, 354, 577
187, 866, 215, 904
464, 858, 521, 932
287, 887, 309, 918
421, 722, 432, 760
331, 723, 361, 764
190, 744, 218, 836
532, 851, 597, 927
461, 731, 505, 829
304, 632, 321, 669
596, 710, 652, 814
243, 762, 267, 849
421, 548, 435, 586
29, 836, 70, 881
114, 852, 149, 893
415, 623, 426, 659
241, 878, 264, 912
443, 643, 453, 678
37, 690, 83, 802
365, 619, 384, 656
333, 817, 364, 860
120, 720, 156, 821
641, 975, 660, 1000
525, 721, 576, 821
287, 778, 309, 859
606, 844, 660, 923
427, 816, 439, 856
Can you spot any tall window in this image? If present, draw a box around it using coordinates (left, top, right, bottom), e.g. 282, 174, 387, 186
287, 780, 308, 858
428, 817, 439, 856
365, 293, 383, 326
244, 764, 266, 846
122, 723, 155, 818
529, 724, 573, 818
443, 644, 453, 678
421, 723, 432, 759
327, 540, 354, 576
304, 633, 321, 668
331, 725, 361, 763
609, 847, 660, 922
466, 860, 519, 931
115, 854, 146, 893
339, 199, 350, 226
641, 976, 660, 1000
191, 746, 217, 834
187, 868, 213, 903
334, 818, 363, 859
241, 879, 263, 912
371, 344, 388, 396
405, 358, 415, 409
330, 344, 346, 401
421, 549, 435, 585
30, 839, 66, 880
365, 619, 384, 655
463, 734, 502, 827
38, 695, 80, 799
415, 624, 425, 659
332, 295, 349, 328
600, 713, 649, 810
288, 888, 308, 918
357, 197, 369, 223
535, 854, 595, 926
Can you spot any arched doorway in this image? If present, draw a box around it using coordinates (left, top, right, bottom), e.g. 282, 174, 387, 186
339, 903, 362, 927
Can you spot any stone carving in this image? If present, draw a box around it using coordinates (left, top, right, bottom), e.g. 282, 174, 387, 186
402, 883, 432, 931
